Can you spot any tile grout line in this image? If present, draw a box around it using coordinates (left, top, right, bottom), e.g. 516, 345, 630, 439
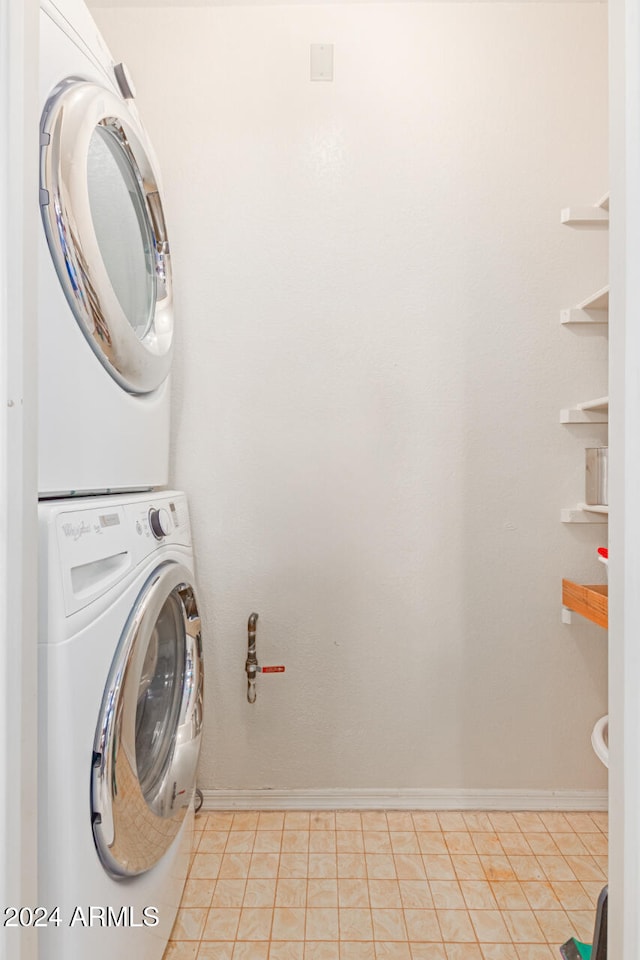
263, 818, 282, 958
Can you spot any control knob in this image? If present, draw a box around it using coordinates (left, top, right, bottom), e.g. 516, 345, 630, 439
149, 507, 171, 540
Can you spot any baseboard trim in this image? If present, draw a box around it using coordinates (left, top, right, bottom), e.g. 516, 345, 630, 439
200, 788, 608, 812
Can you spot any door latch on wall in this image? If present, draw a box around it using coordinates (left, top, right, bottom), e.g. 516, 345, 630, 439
245, 612, 286, 704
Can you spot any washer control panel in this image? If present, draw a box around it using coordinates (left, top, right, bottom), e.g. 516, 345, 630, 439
129, 495, 189, 548
149, 506, 171, 540
51, 491, 192, 616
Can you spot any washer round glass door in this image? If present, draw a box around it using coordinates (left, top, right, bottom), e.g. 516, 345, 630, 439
91, 562, 204, 878
40, 79, 174, 394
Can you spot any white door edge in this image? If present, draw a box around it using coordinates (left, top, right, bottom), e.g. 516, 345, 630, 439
609, 0, 640, 957
0, 2, 39, 959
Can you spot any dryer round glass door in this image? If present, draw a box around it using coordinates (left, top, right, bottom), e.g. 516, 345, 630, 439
91, 562, 204, 878
87, 123, 156, 342
40, 79, 174, 394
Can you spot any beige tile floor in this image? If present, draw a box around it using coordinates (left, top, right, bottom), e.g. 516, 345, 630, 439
164, 809, 608, 960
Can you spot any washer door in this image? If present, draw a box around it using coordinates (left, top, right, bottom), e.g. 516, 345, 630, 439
91, 562, 204, 878
40, 79, 173, 394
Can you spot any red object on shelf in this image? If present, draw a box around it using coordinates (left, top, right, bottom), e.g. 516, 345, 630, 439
598, 547, 609, 559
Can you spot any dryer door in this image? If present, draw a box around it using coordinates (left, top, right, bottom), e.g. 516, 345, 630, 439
91, 562, 204, 878
40, 79, 173, 394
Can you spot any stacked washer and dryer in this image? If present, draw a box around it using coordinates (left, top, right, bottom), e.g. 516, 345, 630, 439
37, 2, 204, 958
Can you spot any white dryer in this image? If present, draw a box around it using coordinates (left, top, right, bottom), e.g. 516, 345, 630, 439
39, 0, 174, 497
38, 491, 204, 960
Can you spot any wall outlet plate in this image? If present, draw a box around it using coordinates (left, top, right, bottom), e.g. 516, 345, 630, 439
310, 44, 334, 81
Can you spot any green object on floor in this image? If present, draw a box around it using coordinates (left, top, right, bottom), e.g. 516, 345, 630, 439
560, 938, 592, 960
560, 884, 607, 960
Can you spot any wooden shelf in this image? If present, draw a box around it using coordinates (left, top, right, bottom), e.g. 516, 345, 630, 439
561, 285, 609, 324
560, 397, 608, 423
580, 502, 609, 514
562, 579, 608, 628
561, 206, 609, 226
561, 505, 608, 523
578, 396, 608, 412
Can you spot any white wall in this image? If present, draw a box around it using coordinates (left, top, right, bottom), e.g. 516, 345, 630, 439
95, 2, 609, 796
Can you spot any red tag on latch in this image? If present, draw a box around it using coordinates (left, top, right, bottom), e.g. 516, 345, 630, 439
261, 666, 285, 674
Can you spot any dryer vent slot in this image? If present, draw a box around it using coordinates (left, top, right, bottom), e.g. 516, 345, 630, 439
70, 551, 130, 598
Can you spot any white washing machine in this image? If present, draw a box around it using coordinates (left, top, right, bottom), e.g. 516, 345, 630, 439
38, 491, 204, 960
39, 0, 174, 497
